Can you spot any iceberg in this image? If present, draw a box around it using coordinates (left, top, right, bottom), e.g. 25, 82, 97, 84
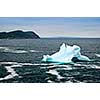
42, 43, 90, 64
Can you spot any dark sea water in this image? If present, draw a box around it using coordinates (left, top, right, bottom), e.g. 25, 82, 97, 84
0, 38, 100, 83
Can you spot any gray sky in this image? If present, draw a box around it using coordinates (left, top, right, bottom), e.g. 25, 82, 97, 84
0, 17, 100, 38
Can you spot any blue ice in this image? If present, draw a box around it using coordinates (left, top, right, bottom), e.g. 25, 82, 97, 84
42, 43, 90, 64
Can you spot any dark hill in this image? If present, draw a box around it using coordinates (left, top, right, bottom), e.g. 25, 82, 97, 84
0, 30, 40, 39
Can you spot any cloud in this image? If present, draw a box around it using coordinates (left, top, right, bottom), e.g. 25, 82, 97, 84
0, 17, 100, 37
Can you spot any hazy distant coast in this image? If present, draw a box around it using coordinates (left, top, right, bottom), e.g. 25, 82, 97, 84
0, 30, 40, 39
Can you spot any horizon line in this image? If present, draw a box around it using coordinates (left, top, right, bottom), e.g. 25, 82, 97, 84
40, 36, 100, 39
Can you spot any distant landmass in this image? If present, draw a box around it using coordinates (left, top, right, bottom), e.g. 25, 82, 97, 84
0, 30, 40, 39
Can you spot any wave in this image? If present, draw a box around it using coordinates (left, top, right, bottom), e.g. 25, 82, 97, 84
0, 46, 40, 54
0, 66, 19, 81
46, 69, 65, 83
0, 46, 28, 53
95, 54, 100, 57
9, 50, 28, 53
4, 48, 28, 53
0, 61, 100, 82
0, 47, 8, 49
0, 62, 18, 65
0, 61, 53, 67
29, 50, 40, 53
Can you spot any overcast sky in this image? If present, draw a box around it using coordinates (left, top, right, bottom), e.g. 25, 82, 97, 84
0, 17, 100, 38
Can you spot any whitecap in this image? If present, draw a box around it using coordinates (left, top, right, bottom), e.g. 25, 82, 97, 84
35, 63, 53, 66
20, 63, 53, 66
0, 47, 13, 53
0, 66, 18, 81
29, 50, 40, 53
0, 47, 11, 52
46, 70, 64, 79
74, 63, 82, 66
74, 63, 100, 69
0, 47, 9, 50
91, 65, 100, 69
11, 64, 22, 67
0, 46, 28, 53
0, 62, 18, 65
5, 66, 18, 76
0, 62, 53, 67
4, 49, 28, 53
19, 63, 34, 66
95, 54, 100, 57
47, 80, 54, 83
11, 50, 28, 53
48, 64, 73, 70
46, 70, 58, 75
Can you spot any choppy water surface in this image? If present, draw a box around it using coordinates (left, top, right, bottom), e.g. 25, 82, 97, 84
0, 38, 100, 83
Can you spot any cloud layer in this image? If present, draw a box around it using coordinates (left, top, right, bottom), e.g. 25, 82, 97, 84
0, 17, 100, 38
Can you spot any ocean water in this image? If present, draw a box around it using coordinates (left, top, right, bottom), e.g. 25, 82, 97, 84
0, 38, 100, 83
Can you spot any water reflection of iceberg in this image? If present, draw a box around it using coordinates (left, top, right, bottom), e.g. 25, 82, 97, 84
42, 43, 90, 64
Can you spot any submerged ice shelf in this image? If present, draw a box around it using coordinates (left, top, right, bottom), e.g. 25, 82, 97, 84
42, 43, 90, 64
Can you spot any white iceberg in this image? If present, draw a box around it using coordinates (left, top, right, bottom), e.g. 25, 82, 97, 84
42, 43, 90, 64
